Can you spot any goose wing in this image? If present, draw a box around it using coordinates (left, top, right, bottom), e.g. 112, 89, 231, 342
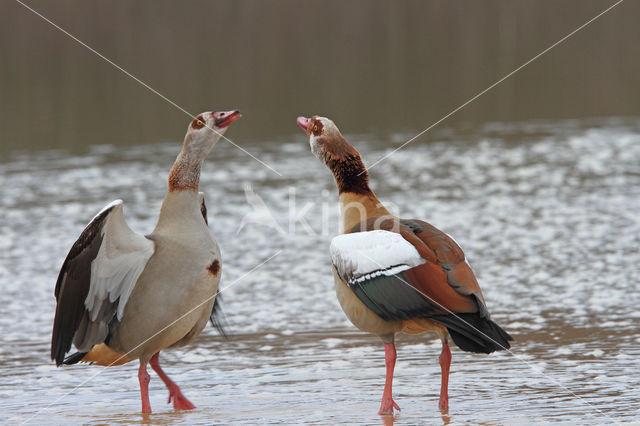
51, 200, 154, 365
331, 218, 512, 353
331, 229, 430, 319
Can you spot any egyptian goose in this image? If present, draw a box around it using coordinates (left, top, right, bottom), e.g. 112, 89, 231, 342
51, 110, 241, 413
297, 115, 512, 414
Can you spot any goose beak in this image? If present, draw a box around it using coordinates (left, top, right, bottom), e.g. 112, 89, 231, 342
213, 110, 242, 128
297, 116, 311, 133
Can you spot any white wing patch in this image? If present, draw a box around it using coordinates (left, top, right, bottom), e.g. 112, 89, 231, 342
85, 201, 154, 321
330, 230, 425, 285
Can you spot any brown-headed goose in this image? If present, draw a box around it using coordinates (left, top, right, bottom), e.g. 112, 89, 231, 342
297, 115, 512, 414
51, 110, 241, 413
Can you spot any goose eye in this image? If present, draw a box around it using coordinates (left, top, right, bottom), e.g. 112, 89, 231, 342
313, 124, 318, 132
192, 117, 205, 129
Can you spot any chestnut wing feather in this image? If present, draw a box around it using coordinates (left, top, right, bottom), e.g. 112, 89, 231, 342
401, 219, 489, 317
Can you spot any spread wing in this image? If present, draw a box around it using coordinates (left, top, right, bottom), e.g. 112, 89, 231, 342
51, 200, 154, 365
332, 217, 512, 353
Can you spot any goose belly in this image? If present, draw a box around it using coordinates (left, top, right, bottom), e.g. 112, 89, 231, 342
109, 240, 220, 361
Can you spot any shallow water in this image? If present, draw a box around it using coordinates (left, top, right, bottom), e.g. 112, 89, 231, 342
1, 118, 639, 424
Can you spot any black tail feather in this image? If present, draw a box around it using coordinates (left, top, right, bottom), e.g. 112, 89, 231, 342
62, 351, 88, 365
209, 293, 229, 339
430, 312, 513, 354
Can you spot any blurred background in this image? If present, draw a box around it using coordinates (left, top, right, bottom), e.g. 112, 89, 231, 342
1, 0, 639, 155
2, 1, 640, 423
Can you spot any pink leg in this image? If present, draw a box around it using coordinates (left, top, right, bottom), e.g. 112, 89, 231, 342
138, 362, 152, 414
149, 352, 196, 411
378, 343, 401, 415
438, 341, 451, 410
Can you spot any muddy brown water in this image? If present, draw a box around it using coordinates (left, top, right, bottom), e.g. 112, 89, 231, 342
1, 118, 639, 423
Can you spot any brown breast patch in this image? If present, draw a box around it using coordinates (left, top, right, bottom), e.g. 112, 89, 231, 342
207, 259, 220, 275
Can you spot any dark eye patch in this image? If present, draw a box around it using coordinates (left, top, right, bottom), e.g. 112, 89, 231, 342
192, 116, 205, 129
312, 119, 323, 136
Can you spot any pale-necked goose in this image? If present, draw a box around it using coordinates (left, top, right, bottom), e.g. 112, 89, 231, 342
51, 110, 241, 413
297, 115, 512, 414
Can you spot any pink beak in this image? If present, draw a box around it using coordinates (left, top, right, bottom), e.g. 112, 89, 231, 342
212, 110, 242, 128
297, 116, 311, 133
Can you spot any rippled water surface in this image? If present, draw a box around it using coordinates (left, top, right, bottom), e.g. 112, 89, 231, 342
1, 118, 639, 424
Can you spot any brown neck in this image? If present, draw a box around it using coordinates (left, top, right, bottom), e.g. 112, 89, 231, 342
338, 191, 392, 233
327, 154, 371, 195
326, 152, 393, 232
168, 152, 202, 192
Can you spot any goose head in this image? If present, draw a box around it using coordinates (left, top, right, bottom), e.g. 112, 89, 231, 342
297, 115, 370, 195
297, 115, 361, 165
184, 110, 242, 158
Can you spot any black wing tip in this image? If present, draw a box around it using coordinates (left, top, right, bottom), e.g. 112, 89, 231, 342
199, 193, 208, 225
51, 336, 70, 366
60, 351, 88, 365
52, 353, 64, 367
431, 313, 513, 354
209, 316, 229, 339
51, 350, 87, 366
209, 294, 229, 339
